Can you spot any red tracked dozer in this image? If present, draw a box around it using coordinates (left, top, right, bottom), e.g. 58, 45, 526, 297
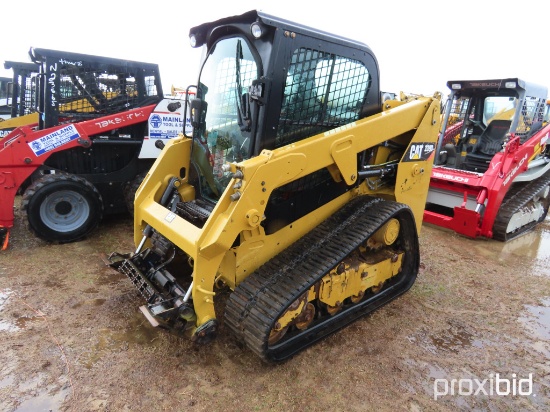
0, 48, 190, 250
424, 79, 550, 240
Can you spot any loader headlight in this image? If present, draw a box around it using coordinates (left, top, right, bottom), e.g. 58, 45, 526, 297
451, 83, 462, 90
250, 22, 263, 39
189, 32, 205, 48
504, 81, 517, 88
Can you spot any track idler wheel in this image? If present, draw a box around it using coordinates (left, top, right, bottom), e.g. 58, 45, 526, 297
295, 303, 315, 330
268, 325, 289, 346
326, 302, 343, 316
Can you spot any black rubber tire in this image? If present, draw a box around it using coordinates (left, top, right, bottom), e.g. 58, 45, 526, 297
21, 174, 103, 243
123, 171, 147, 215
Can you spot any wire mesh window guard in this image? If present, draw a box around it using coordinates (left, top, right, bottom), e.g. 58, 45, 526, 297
276, 48, 371, 148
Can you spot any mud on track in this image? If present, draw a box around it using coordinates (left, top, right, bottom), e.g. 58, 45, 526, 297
1, 198, 549, 411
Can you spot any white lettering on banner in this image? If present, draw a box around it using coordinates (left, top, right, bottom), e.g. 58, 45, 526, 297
432, 171, 469, 183
58, 59, 82, 67
469, 82, 501, 88
149, 112, 186, 139
28, 124, 81, 156
94, 111, 145, 129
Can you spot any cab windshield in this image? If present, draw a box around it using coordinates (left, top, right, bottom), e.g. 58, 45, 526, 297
195, 37, 258, 201
483, 96, 516, 123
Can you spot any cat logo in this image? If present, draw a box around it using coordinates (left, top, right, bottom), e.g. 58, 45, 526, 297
405, 142, 435, 162
409, 144, 424, 159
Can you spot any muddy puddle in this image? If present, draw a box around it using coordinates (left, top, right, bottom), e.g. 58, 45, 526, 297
10, 377, 71, 412
82, 310, 162, 369
0, 288, 18, 332
519, 297, 550, 340
0, 286, 160, 411
472, 217, 550, 277
0, 289, 43, 333
408, 321, 486, 355
518, 297, 550, 359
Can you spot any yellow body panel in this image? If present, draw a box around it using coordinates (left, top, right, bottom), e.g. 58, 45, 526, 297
133, 94, 441, 330
0, 112, 39, 131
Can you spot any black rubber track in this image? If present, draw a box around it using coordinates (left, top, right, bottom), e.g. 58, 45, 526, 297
492, 169, 550, 241
224, 196, 419, 362
123, 171, 147, 215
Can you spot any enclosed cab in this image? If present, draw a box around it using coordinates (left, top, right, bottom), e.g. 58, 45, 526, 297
184, 10, 382, 215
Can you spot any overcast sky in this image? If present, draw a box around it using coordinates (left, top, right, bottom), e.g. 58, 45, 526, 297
2, 0, 549, 98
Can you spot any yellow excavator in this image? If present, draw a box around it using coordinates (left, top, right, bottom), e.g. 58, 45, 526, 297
109, 10, 441, 362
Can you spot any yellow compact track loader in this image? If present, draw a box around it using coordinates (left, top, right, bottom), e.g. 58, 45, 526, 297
109, 10, 441, 362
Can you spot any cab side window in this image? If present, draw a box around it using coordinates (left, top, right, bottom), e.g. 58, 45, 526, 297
276, 48, 371, 148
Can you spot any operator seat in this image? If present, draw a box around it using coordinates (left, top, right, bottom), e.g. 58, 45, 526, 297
463, 119, 512, 172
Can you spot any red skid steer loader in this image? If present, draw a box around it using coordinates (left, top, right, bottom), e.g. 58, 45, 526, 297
0, 48, 190, 249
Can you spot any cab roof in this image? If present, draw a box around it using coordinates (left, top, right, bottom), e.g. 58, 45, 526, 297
189, 9, 374, 56
447, 78, 548, 99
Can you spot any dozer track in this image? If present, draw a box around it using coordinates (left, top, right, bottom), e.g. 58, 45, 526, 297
493, 170, 550, 241
224, 196, 419, 362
